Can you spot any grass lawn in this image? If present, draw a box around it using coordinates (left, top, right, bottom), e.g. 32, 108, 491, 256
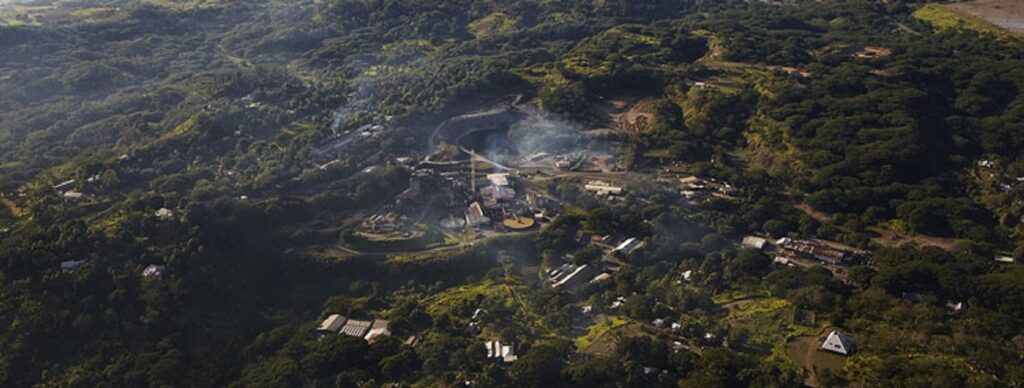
468, 12, 518, 38
712, 286, 770, 305
913, 4, 1019, 42
424, 279, 559, 338
424, 280, 512, 317
575, 316, 629, 350
578, 317, 648, 357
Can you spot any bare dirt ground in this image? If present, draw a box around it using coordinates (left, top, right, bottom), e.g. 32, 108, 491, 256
582, 153, 618, 173
868, 227, 962, 252
593, 95, 637, 123
948, 0, 1024, 36
795, 203, 831, 223
794, 203, 960, 252
593, 95, 656, 133
853, 45, 893, 59
785, 329, 849, 387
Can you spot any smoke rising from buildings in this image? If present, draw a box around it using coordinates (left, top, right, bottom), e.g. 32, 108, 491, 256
480, 111, 582, 166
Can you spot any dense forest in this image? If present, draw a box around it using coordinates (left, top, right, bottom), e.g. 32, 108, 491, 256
1, 0, 1023, 387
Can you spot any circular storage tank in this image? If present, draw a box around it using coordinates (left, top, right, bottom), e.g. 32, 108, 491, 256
503, 216, 536, 230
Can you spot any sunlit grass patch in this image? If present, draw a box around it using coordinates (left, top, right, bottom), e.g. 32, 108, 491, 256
913, 4, 1018, 41
575, 316, 628, 349
468, 12, 518, 38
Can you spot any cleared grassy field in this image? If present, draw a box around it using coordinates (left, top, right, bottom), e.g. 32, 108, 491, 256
948, 0, 1024, 37
914, 2, 1024, 41
577, 317, 648, 357
784, 335, 848, 386
726, 298, 821, 354
468, 12, 518, 38
425, 281, 511, 317
575, 316, 629, 351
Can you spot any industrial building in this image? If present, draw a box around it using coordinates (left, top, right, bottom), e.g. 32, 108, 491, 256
741, 236, 769, 250
613, 238, 645, 256
466, 202, 491, 227
584, 180, 624, 197
679, 175, 736, 202
775, 238, 855, 265
316, 314, 391, 343
551, 264, 600, 291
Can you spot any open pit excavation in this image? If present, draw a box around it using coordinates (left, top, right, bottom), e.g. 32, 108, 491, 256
425, 97, 526, 164
422, 96, 586, 174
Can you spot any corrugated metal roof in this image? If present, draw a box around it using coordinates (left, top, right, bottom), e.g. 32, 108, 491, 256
318, 314, 347, 333
339, 319, 372, 337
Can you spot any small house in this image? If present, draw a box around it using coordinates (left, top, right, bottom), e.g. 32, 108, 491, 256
584, 181, 624, 196
946, 301, 965, 315
404, 336, 420, 347
741, 236, 769, 250
466, 321, 481, 335
994, 256, 1015, 264
485, 341, 518, 363
155, 208, 175, 220
589, 273, 612, 283
552, 264, 599, 291
363, 320, 391, 343
60, 260, 86, 273
611, 296, 626, 309
317, 314, 348, 335
672, 341, 689, 352
613, 238, 644, 255
62, 191, 85, 200
53, 179, 76, 192
141, 264, 166, 277
820, 331, 855, 356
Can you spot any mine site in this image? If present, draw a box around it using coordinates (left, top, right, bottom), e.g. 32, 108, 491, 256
2, 1, 1023, 387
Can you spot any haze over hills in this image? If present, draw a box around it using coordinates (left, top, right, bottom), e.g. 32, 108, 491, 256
0, 0, 1023, 387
